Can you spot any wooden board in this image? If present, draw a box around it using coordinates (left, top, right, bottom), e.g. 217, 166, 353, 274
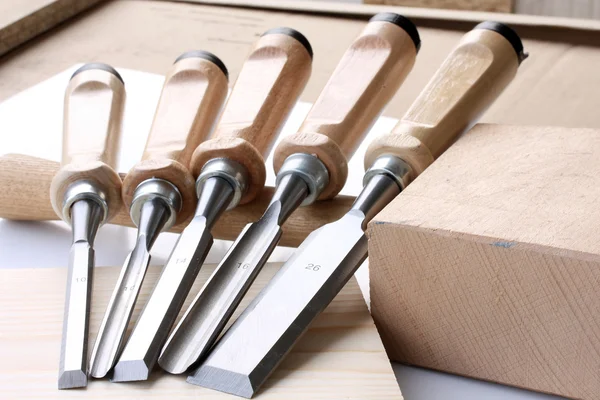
0, 263, 402, 399
368, 124, 600, 400
515, 0, 600, 20
0, 0, 103, 57
363, 0, 512, 13
2, 0, 600, 133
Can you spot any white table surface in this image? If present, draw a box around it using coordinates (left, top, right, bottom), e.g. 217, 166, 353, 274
0, 66, 565, 400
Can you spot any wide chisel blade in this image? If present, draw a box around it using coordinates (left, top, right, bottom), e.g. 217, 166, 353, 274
188, 175, 400, 397
187, 213, 366, 396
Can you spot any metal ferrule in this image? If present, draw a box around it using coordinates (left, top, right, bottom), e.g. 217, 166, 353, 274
62, 180, 109, 226
196, 158, 249, 210
276, 153, 329, 206
363, 155, 413, 191
130, 178, 182, 230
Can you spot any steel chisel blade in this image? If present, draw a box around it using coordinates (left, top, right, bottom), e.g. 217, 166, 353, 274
187, 211, 369, 397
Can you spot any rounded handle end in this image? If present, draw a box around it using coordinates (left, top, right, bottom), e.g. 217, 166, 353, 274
175, 50, 229, 79
369, 12, 421, 53
262, 27, 313, 59
71, 63, 124, 84
475, 21, 527, 63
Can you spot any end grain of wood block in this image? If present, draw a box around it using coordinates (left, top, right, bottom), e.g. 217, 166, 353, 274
368, 124, 600, 400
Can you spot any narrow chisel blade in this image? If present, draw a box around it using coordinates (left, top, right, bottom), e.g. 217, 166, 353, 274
58, 198, 102, 389
159, 174, 308, 375
90, 198, 170, 378
89, 240, 151, 378
112, 217, 213, 382
58, 241, 93, 389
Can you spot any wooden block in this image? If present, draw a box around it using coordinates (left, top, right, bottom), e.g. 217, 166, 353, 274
0, 263, 402, 399
363, 0, 512, 13
368, 123, 600, 400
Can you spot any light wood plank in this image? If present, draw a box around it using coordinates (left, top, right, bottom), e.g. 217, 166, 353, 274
0, 263, 401, 398
363, 0, 512, 13
515, 0, 600, 20
0, 0, 104, 56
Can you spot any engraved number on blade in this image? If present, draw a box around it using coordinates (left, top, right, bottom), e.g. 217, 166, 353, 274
123, 285, 136, 291
236, 262, 250, 269
305, 263, 320, 271
75, 277, 87, 283
176, 258, 187, 264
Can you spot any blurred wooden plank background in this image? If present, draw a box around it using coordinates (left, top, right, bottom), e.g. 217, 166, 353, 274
0, 0, 104, 56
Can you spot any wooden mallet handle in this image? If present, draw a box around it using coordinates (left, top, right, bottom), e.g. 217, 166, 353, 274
122, 52, 228, 224
190, 28, 313, 205
49, 64, 126, 222
365, 21, 527, 178
0, 154, 352, 248
274, 13, 420, 200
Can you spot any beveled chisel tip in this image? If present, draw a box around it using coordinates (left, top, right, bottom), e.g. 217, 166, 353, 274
111, 359, 151, 382
58, 369, 87, 390
187, 365, 255, 398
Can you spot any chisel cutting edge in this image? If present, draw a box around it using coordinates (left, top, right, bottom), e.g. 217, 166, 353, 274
54, 63, 126, 389
114, 28, 313, 381
188, 21, 528, 398
159, 12, 420, 376
90, 51, 229, 379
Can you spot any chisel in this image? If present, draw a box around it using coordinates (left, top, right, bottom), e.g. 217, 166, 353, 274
53, 64, 126, 389
159, 12, 420, 375
110, 28, 313, 382
89, 51, 229, 379
188, 21, 528, 398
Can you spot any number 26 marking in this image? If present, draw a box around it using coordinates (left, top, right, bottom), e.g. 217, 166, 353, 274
305, 263, 320, 271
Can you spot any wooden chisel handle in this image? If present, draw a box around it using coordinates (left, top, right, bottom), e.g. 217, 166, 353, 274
365, 21, 527, 178
49, 64, 126, 223
122, 52, 228, 224
190, 28, 312, 205
0, 154, 351, 247
274, 13, 419, 200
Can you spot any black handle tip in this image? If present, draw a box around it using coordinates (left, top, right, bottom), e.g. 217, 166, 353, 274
262, 27, 313, 59
175, 50, 229, 80
370, 13, 421, 54
475, 21, 528, 64
70, 63, 124, 84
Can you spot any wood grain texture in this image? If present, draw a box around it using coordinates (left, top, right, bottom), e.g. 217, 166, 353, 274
274, 19, 417, 200
368, 124, 600, 400
49, 67, 125, 222
2, 0, 600, 133
191, 31, 312, 205
363, 0, 512, 13
122, 56, 228, 223
365, 28, 520, 178
0, 0, 103, 56
0, 154, 353, 248
0, 264, 402, 398
515, 0, 600, 20
174, 0, 600, 30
